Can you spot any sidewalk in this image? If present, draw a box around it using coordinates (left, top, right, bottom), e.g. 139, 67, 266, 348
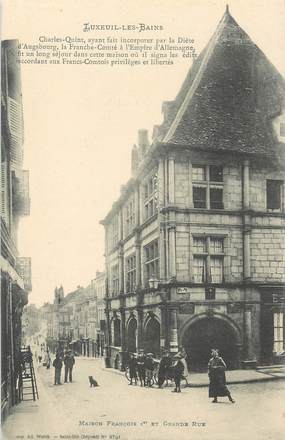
189, 365, 285, 387
2, 364, 74, 439
101, 360, 285, 387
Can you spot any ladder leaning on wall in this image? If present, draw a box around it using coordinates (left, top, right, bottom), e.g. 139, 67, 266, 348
20, 347, 39, 401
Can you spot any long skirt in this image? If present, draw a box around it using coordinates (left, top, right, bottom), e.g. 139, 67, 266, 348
208, 369, 229, 397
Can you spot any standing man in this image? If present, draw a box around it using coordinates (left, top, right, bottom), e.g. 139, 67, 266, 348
64, 349, 75, 383
44, 349, 51, 369
145, 353, 155, 387
128, 353, 138, 385
157, 350, 172, 388
53, 352, 63, 385
172, 354, 184, 393
137, 349, 146, 387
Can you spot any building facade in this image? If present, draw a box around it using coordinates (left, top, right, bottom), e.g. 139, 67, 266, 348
93, 271, 107, 356
101, 9, 285, 371
46, 274, 106, 357
1, 40, 31, 420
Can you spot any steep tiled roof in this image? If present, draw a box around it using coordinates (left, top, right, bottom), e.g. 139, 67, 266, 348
159, 9, 285, 158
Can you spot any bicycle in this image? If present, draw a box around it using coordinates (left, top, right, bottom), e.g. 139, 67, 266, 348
153, 367, 189, 388
125, 367, 154, 386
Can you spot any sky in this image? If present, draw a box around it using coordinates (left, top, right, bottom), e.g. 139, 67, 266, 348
2, 0, 285, 306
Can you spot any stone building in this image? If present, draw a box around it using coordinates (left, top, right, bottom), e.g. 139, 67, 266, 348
1, 40, 31, 420
47, 286, 79, 353
46, 277, 106, 357
101, 8, 285, 371
93, 271, 106, 356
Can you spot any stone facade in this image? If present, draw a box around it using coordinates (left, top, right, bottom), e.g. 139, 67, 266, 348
101, 9, 285, 371
1, 40, 31, 421
46, 273, 106, 357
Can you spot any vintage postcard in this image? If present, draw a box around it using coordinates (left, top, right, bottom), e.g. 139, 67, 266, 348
1, 1, 285, 439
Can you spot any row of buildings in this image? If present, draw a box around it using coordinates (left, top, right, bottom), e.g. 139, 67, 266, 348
1, 40, 32, 421
45, 271, 106, 358
100, 8, 285, 372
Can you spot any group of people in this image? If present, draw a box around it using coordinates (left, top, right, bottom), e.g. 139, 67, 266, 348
127, 348, 235, 402
127, 349, 186, 393
52, 349, 76, 385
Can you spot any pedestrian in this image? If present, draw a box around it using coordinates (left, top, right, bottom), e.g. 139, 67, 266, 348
208, 348, 235, 404
172, 354, 184, 393
157, 350, 172, 388
177, 346, 190, 382
128, 353, 138, 385
137, 350, 146, 387
53, 352, 63, 385
64, 349, 75, 383
145, 353, 155, 387
44, 349, 51, 369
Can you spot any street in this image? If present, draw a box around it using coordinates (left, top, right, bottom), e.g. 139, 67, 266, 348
3, 358, 285, 440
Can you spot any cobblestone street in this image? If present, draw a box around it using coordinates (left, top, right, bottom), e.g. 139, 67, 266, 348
3, 358, 285, 440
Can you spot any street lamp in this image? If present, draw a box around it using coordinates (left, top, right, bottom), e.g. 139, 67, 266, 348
148, 277, 159, 290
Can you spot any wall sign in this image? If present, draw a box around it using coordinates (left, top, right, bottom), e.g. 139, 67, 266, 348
177, 287, 191, 294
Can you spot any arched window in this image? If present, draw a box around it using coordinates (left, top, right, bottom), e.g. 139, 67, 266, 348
144, 316, 160, 357
127, 317, 137, 353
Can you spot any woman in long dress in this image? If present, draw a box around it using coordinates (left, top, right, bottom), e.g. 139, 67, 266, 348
208, 349, 235, 403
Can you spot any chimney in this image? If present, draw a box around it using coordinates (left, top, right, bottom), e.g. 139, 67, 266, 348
138, 129, 149, 159
131, 144, 139, 175
162, 101, 174, 123
152, 124, 162, 141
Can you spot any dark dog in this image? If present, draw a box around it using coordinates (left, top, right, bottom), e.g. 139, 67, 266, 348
89, 376, 99, 387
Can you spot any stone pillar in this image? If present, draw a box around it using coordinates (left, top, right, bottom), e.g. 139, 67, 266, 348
244, 307, 254, 360
164, 157, 168, 204
206, 166, 210, 208
188, 159, 193, 208
165, 219, 169, 278
168, 225, 176, 279
242, 159, 251, 280
135, 184, 140, 226
206, 236, 211, 283
119, 308, 126, 370
119, 246, 124, 293
159, 226, 166, 280
168, 156, 175, 204
158, 157, 165, 207
169, 308, 178, 353
137, 308, 144, 351
243, 160, 250, 209
160, 305, 167, 352
135, 236, 141, 288
243, 226, 251, 279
